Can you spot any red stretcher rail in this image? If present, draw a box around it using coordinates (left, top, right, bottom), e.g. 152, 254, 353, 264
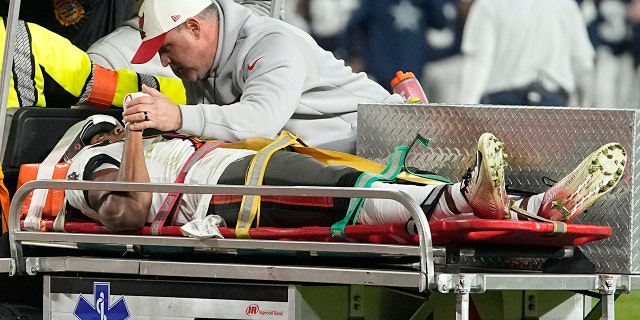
30, 219, 611, 248
9, 180, 437, 289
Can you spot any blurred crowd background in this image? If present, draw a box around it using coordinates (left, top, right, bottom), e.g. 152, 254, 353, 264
283, 0, 640, 109
3, 0, 639, 108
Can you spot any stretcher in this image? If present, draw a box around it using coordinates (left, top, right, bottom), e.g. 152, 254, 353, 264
1, 105, 623, 319
7, 174, 619, 319
9, 179, 614, 268
10, 180, 437, 286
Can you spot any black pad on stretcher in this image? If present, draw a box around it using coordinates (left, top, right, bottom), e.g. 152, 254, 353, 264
3, 107, 122, 197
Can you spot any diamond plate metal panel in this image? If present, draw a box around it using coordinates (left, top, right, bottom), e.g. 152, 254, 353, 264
357, 103, 639, 274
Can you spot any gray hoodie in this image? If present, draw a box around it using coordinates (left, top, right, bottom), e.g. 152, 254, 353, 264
178, 0, 398, 154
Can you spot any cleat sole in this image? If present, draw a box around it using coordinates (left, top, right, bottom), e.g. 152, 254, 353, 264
539, 143, 626, 222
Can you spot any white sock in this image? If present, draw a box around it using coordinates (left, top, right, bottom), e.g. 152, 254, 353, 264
356, 182, 483, 224
430, 182, 475, 221
512, 193, 544, 217
356, 182, 438, 225
450, 182, 473, 212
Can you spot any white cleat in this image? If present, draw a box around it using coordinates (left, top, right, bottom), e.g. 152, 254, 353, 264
462, 133, 510, 220
538, 143, 626, 221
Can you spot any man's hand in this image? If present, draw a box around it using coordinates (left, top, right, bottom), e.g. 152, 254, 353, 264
122, 84, 183, 132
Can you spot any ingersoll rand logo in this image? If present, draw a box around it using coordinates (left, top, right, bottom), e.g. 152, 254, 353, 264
246, 304, 284, 317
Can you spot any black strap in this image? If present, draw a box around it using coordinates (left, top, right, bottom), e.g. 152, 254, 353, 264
420, 184, 448, 221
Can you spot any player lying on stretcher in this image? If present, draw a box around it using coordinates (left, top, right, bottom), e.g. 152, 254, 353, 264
58, 114, 626, 234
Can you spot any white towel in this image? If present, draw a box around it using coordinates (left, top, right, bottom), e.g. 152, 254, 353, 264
180, 215, 226, 239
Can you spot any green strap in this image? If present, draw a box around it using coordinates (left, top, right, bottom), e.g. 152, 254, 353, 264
330, 134, 451, 238
331, 145, 407, 238
403, 134, 451, 183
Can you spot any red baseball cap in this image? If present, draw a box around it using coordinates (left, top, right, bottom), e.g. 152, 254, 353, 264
131, 0, 214, 64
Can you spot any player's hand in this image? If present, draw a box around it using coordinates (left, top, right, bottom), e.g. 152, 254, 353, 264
122, 84, 183, 132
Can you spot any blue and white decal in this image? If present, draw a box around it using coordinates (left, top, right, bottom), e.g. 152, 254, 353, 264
74, 282, 130, 320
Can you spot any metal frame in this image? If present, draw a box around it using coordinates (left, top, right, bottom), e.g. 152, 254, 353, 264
0, 258, 12, 274
434, 273, 625, 320
0, 0, 21, 144
9, 180, 435, 291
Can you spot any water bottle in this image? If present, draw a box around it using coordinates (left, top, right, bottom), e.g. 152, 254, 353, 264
390, 71, 428, 103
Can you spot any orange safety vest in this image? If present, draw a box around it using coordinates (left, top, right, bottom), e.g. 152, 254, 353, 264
0, 166, 11, 234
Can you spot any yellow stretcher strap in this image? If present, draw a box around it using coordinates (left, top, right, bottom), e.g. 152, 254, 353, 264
231, 132, 448, 238
509, 200, 567, 234
235, 131, 302, 238
220, 136, 446, 186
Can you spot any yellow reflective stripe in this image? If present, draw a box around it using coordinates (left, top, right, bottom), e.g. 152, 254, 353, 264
235, 131, 299, 239
7, 78, 19, 109
33, 66, 46, 107
550, 221, 567, 235
156, 77, 186, 104
28, 22, 92, 97
113, 69, 140, 107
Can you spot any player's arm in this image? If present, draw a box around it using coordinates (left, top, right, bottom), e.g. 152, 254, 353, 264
87, 128, 152, 231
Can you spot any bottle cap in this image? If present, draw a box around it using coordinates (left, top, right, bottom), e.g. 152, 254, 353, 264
390, 71, 416, 88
